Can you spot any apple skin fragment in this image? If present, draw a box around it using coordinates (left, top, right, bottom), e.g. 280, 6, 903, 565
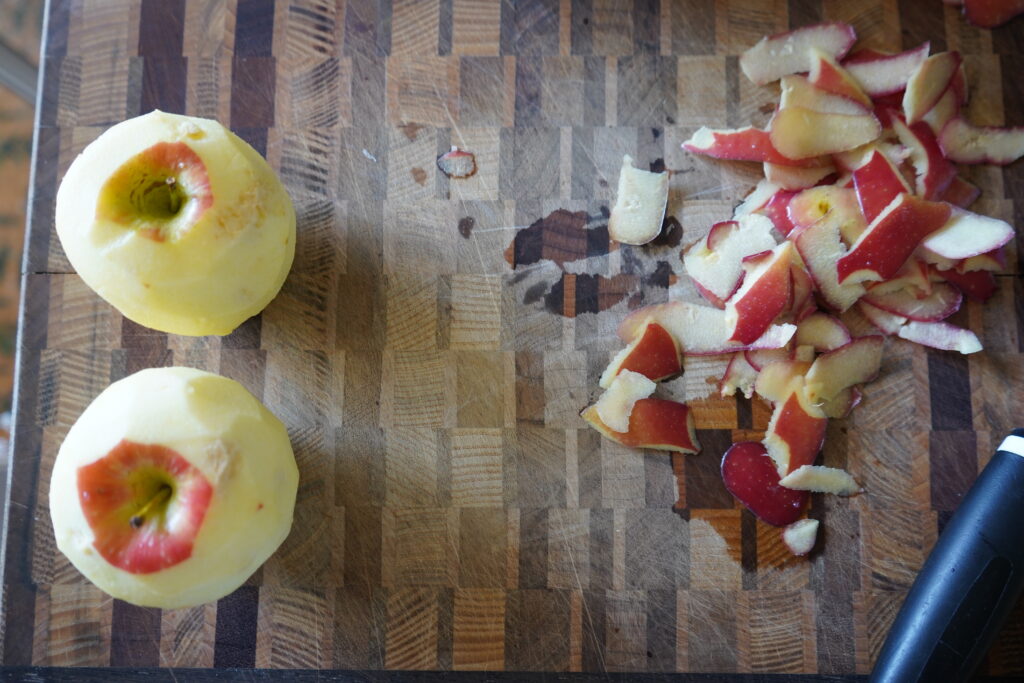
780, 465, 862, 496
608, 155, 669, 245
722, 441, 809, 527
843, 43, 930, 97
897, 320, 982, 354
782, 518, 820, 556
437, 147, 477, 178
582, 399, 700, 454
594, 369, 657, 433
599, 320, 682, 389
618, 301, 797, 357
684, 214, 778, 308
739, 22, 858, 86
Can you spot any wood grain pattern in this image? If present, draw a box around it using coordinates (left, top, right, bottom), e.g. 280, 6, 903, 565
3, 0, 1024, 675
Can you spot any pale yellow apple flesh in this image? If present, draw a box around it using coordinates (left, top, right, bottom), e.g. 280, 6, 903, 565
720, 352, 759, 399
769, 107, 882, 159
780, 75, 870, 116
55, 110, 296, 336
795, 313, 851, 352
594, 369, 657, 433
779, 465, 861, 495
50, 367, 299, 609
803, 336, 884, 403
782, 518, 819, 556
753, 359, 811, 403
608, 155, 669, 245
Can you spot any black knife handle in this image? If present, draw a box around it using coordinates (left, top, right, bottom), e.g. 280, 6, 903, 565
871, 429, 1024, 683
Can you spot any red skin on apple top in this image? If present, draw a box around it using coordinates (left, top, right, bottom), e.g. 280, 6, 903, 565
79, 440, 213, 574
722, 441, 809, 527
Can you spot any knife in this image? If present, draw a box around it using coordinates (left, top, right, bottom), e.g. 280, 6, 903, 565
870, 429, 1024, 682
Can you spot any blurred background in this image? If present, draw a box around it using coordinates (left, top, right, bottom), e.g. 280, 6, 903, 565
0, 0, 43, 417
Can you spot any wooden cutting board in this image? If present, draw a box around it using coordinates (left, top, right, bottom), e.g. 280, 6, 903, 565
3, 0, 1023, 675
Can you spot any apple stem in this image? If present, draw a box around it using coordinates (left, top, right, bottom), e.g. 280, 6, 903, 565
130, 485, 172, 528
165, 178, 181, 215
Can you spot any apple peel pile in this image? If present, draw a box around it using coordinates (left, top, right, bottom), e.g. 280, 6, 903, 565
584, 22, 1019, 557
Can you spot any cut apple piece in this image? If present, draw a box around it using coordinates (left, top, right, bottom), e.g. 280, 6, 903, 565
844, 48, 889, 61
786, 185, 859, 230
852, 149, 913, 224
782, 518, 820, 556
938, 176, 980, 209
937, 118, 1024, 166
919, 208, 1015, 261
769, 107, 882, 159
705, 220, 738, 251
599, 320, 681, 389
891, 117, 957, 199
609, 155, 669, 245
834, 172, 855, 189
864, 258, 931, 297
619, 301, 797, 356
808, 49, 871, 107
764, 384, 829, 476
951, 63, 968, 105
780, 465, 861, 496
803, 335, 884, 403
843, 42, 930, 97
864, 282, 958, 321
780, 75, 872, 115
921, 87, 960, 137
739, 22, 857, 86
962, 0, 1024, 27
958, 247, 1006, 273
858, 300, 908, 335
832, 140, 910, 174
795, 312, 852, 352
724, 242, 795, 344
788, 184, 867, 246
903, 51, 962, 124
754, 359, 812, 403
788, 344, 813, 363
582, 399, 700, 453
683, 126, 828, 167
720, 352, 759, 399
872, 103, 901, 129
897, 320, 982, 354
734, 179, 781, 218
764, 161, 837, 190
683, 214, 777, 308
594, 369, 657, 433
756, 188, 799, 236
793, 345, 816, 362
820, 385, 863, 418
721, 441, 809, 527
837, 193, 952, 285
745, 348, 794, 372
788, 264, 816, 322
790, 210, 867, 312
934, 268, 997, 303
